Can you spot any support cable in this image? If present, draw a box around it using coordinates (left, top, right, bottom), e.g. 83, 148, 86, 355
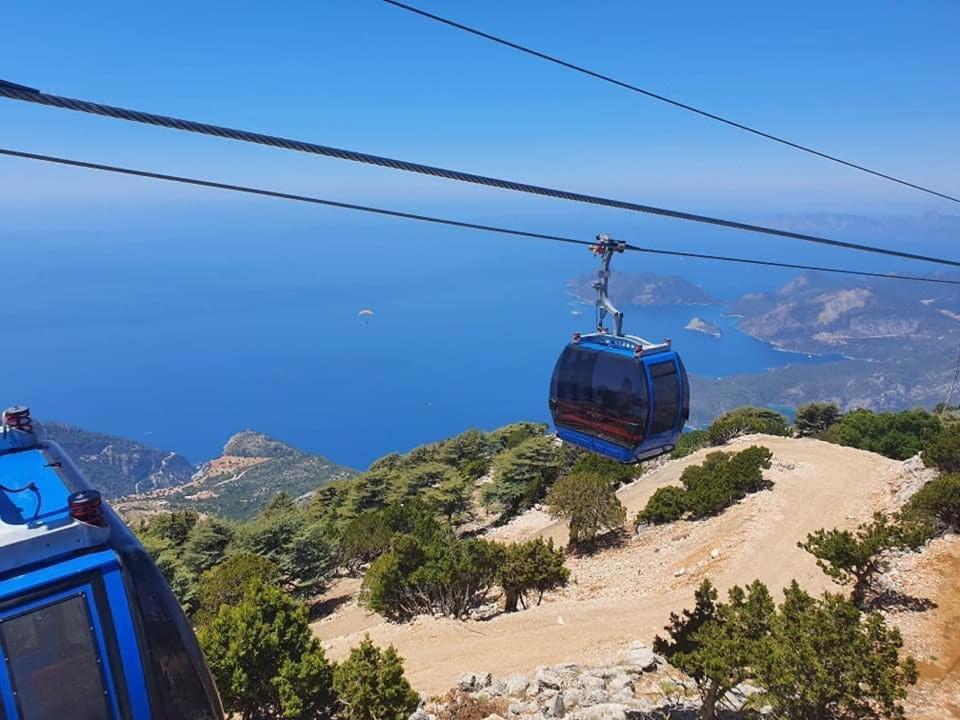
1, 79, 959, 268
382, 0, 960, 204
2, 146, 959, 287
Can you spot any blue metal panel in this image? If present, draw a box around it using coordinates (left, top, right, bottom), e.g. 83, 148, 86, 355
555, 427, 635, 462
0, 583, 122, 720
0, 549, 118, 603
0, 449, 71, 526
101, 564, 151, 720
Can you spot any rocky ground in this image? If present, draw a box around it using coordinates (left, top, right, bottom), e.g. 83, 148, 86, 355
415, 641, 722, 720
311, 436, 959, 718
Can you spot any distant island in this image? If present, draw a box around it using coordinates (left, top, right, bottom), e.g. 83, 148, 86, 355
685, 316, 721, 338
567, 271, 716, 306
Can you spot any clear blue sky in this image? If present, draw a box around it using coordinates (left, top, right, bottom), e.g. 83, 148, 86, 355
2, 1, 958, 228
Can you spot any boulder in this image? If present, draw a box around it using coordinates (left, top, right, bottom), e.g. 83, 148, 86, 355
605, 674, 633, 694
568, 702, 630, 720
561, 689, 583, 708
582, 688, 612, 706
508, 700, 535, 716
578, 675, 605, 691
535, 667, 562, 690
458, 671, 492, 692
493, 674, 530, 698
545, 692, 565, 718
623, 642, 657, 671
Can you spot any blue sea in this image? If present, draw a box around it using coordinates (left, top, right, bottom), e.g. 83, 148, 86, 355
1, 208, 944, 469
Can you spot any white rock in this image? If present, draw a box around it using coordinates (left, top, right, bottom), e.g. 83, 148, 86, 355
578, 675, 605, 691
545, 692, 565, 718
507, 701, 530, 716
568, 703, 630, 720
503, 674, 530, 697
605, 674, 633, 694
561, 689, 583, 708
674, 567, 687, 577
536, 667, 561, 690
582, 689, 611, 706
557, 615, 566, 625
624, 641, 657, 671
710, 548, 720, 559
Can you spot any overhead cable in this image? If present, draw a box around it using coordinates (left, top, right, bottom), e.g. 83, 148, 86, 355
1, 79, 958, 269
382, 0, 960, 205
3, 146, 959, 287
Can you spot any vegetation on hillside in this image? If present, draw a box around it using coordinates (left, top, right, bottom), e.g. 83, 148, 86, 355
132, 402, 960, 720
706, 407, 789, 445
637, 446, 773, 526
656, 578, 917, 720
800, 513, 916, 608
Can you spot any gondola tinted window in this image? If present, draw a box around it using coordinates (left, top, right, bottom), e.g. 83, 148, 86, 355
0, 595, 111, 720
592, 352, 648, 421
650, 361, 680, 434
554, 346, 597, 405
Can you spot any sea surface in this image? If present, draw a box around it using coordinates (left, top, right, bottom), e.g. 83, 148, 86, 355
0, 212, 936, 469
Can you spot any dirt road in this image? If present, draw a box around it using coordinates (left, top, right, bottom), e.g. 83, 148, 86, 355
313, 435, 927, 697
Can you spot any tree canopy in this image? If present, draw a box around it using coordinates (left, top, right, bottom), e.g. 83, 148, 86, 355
546, 471, 627, 545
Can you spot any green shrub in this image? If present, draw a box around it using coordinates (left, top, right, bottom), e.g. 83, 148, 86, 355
755, 582, 917, 720
546, 471, 627, 545
333, 635, 420, 720
799, 513, 908, 607
637, 446, 773, 525
195, 553, 280, 625
707, 407, 789, 445
656, 579, 918, 720
180, 517, 235, 577
638, 486, 688, 525
902, 473, 960, 533
830, 408, 941, 460
682, 456, 740, 519
362, 533, 500, 620
922, 425, 960, 473
567, 452, 638, 486
482, 436, 562, 517
497, 538, 569, 611
794, 402, 842, 437
655, 579, 774, 720
199, 582, 337, 720
239, 506, 336, 597
671, 429, 711, 458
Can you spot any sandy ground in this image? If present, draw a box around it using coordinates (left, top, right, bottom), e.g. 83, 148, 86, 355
311, 435, 956, 715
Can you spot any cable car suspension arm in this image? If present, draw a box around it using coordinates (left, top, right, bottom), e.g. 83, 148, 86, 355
591, 234, 626, 337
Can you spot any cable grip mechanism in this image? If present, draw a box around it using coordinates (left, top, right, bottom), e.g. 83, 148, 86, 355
590, 233, 626, 337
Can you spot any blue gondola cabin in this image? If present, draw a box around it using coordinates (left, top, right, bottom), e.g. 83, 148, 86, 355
0, 407, 222, 720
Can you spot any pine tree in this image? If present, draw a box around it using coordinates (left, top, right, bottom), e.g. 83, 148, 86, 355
333, 635, 420, 720
199, 582, 337, 720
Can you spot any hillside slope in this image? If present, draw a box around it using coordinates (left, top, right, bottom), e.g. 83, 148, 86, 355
115, 430, 356, 520
312, 435, 944, 703
37, 421, 195, 497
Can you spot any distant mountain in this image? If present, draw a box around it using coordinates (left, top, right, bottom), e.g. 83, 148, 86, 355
568, 272, 716, 307
728, 272, 960, 360
114, 430, 356, 521
37, 421, 195, 498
